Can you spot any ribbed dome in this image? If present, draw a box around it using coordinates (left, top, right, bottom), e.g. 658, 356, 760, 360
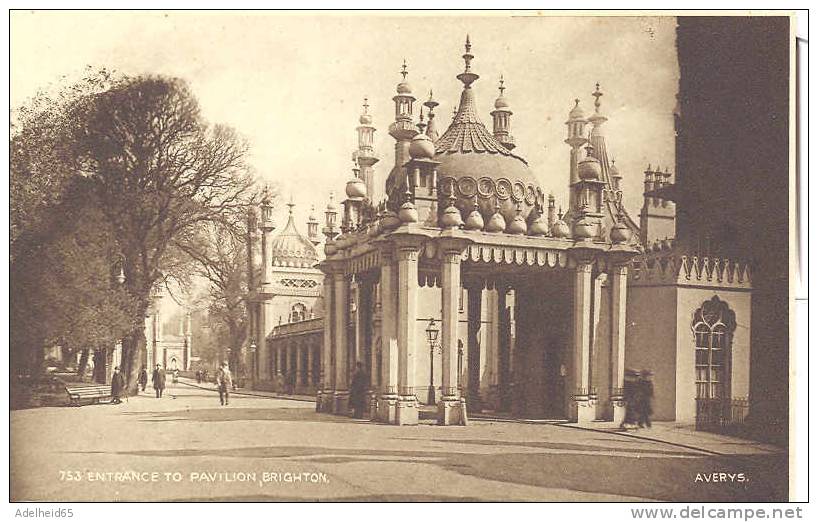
409, 132, 435, 159
359, 113, 373, 125
568, 99, 586, 121
435, 85, 541, 225
270, 208, 320, 268
494, 96, 509, 110
397, 81, 413, 95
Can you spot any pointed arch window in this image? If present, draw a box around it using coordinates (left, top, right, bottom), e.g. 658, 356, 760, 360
692, 296, 736, 400
290, 303, 308, 323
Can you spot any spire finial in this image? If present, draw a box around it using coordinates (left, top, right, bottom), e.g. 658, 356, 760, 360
401, 60, 408, 80
424, 89, 439, 111
592, 83, 603, 113
416, 107, 427, 133
287, 194, 295, 213
499, 75, 506, 96
363, 97, 369, 114
457, 34, 479, 87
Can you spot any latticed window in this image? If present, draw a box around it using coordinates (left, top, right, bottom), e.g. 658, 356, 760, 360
290, 303, 307, 323
692, 297, 735, 400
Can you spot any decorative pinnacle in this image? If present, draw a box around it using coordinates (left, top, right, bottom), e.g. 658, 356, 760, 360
424, 89, 439, 111
592, 83, 603, 112
286, 194, 295, 213
457, 34, 479, 87
499, 75, 506, 96
401, 60, 408, 80
362, 97, 369, 114
416, 107, 427, 133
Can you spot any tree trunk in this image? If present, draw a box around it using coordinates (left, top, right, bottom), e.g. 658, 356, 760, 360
77, 348, 90, 381
122, 329, 146, 394
92, 349, 107, 384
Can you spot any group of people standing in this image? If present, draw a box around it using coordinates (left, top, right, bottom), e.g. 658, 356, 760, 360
109, 364, 173, 404
621, 369, 654, 429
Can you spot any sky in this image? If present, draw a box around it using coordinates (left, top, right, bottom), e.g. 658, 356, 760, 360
11, 11, 679, 239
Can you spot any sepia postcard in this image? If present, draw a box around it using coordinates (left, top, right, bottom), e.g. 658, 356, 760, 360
8, 9, 801, 511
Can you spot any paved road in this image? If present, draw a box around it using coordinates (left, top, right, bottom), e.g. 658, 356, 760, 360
11, 383, 787, 501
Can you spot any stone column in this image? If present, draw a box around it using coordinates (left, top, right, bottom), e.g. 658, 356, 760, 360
610, 264, 629, 424
466, 283, 483, 413
333, 274, 350, 415
257, 301, 272, 382
485, 289, 500, 410
295, 341, 304, 393
377, 251, 399, 423
352, 280, 362, 365
395, 246, 419, 425
318, 274, 334, 411
572, 262, 594, 422
306, 340, 314, 388
438, 248, 465, 425
497, 287, 511, 411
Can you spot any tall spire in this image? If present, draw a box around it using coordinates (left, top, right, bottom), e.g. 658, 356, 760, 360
456, 34, 479, 87
386, 60, 418, 205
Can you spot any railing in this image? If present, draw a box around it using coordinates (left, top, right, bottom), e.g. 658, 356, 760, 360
695, 397, 750, 431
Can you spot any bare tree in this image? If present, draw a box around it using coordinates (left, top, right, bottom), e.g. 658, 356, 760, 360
68, 76, 256, 392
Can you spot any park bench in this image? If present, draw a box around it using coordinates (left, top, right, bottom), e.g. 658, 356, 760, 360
65, 383, 112, 406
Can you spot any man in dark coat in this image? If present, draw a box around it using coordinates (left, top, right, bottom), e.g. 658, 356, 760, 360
637, 369, 654, 428
111, 367, 126, 404
620, 369, 639, 429
138, 367, 148, 393
152, 364, 166, 398
216, 362, 233, 406
349, 362, 369, 419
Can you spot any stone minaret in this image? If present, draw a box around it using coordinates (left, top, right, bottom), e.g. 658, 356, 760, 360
386, 60, 418, 205
491, 75, 515, 150
354, 98, 379, 201
565, 98, 588, 213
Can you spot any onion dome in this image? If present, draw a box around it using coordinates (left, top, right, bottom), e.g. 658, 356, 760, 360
398, 201, 418, 223
326, 195, 338, 212
381, 209, 401, 230
270, 203, 321, 268
609, 158, 621, 179
485, 201, 506, 233
464, 198, 484, 231
434, 36, 541, 225
409, 112, 436, 159
396, 60, 412, 94
440, 196, 464, 228
346, 163, 367, 198
610, 220, 632, 244
573, 215, 596, 240
528, 206, 549, 236
494, 76, 510, 109
568, 98, 586, 121
552, 208, 570, 238
507, 203, 527, 235
578, 143, 602, 180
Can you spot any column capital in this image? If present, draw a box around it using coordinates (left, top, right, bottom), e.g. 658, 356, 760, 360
575, 262, 593, 274
397, 247, 420, 262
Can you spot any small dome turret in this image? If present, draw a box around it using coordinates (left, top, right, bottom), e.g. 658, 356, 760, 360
464, 198, 484, 231
528, 206, 550, 236
507, 203, 527, 235
551, 209, 570, 238
485, 201, 506, 233
578, 143, 602, 180
440, 197, 464, 229
610, 220, 632, 244
573, 215, 596, 240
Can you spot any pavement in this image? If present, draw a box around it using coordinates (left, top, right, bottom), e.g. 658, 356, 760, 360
10, 379, 788, 502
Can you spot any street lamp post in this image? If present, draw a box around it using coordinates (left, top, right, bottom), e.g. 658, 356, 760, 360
425, 318, 440, 406
113, 253, 126, 285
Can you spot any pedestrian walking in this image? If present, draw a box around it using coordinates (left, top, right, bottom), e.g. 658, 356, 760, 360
196, 369, 202, 384
637, 369, 654, 428
138, 367, 148, 393
620, 368, 639, 430
349, 362, 369, 419
172, 369, 179, 385
152, 364, 166, 398
216, 362, 233, 406
111, 366, 126, 405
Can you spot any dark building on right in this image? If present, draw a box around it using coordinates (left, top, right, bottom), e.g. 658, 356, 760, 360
670, 17, 791, 442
